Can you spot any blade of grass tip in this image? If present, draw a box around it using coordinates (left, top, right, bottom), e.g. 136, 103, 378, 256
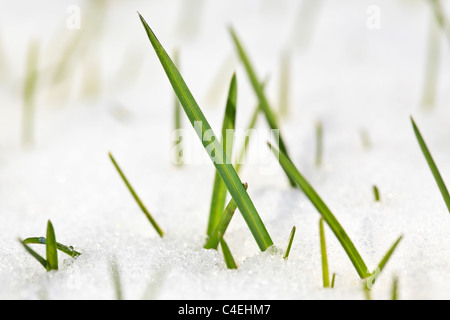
23, 40, 39, 146
283, 226, 296, 260
139, 13, 273, 251
110, 256, 123, 300
229, 28, 296, 187
411, 117, 450, 213
315, 121, 323, 167
207, 73, 237, 236
109, 152, 164, 237
173, 48, 184, 167
319, 218, 330, 288
391, 276, 399, 300
219, 232, 238, 269
205, 183, 248, 250
46, 220, 58, 271
268, 142, 370, 279
19, 239, 47, 270
375, 235, 403, 275
373, 185, 380, 202
23, 237, 81, 257
331, 273, 336, 289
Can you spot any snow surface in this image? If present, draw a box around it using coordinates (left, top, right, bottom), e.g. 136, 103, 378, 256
1, 0, 450, 300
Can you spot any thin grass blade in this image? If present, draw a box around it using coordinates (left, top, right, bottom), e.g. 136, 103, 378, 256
229, 28, 296, 187
283, 226, 296, 260
23, 40, 39, 146
23, 237, 81, 257
205, 183, 248, 250
109, 152, 164, 237
375, 235, 403, 274
46, 220, 58, 271
110, 256, 123, 300
315, 121, 323, 167
391, 276, 399, 300
173, 48, 184, 166
373, 185, 380, 202
19, 239, 47, 270
207, 73, 237, 236
139, 13, 273, 251
331, 273, 336, 289
411, 117, 450, 213
219, 233, 238, 269
268, 142, 369, 279
319, 218, 330, 287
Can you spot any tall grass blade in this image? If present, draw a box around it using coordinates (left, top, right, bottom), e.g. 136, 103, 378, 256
319, 218, 330, 287
46, 220, 58, 271
205, 183, 248, 250
109, 152, 164, 237
229, 28, 296, 187
411, 117, 450, 213
23, 237, 81, 257
219, 233, 238, 269
139, 13, 273, 251
19, 239, 47, 269
283, 226, 296, 260
207, 73, 237, 236
268, 142, 370, 279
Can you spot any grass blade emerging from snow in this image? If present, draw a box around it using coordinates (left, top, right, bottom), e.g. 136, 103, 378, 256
229, 28, 296, 187
205, 183, 248, 250
139, 13, 273, 251
19, 239, 47, 270
411, 117, 450, 213
207, 73, 237, 236
319, 218, 330, 287
268, 142, 370, 279
375, 235, 403, 274
219, 233, 238, 269
109, 152, 164, 237
23, 237, 81, 257
391, 276, 399, 300
331, 273, 336, 289
45, 220, 58, 271
373, 185, 381, 202
283, 226, 296, 260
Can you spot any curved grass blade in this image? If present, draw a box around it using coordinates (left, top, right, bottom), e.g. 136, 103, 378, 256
205, 183, 248, 250
139, 13, 273, 251
283, 226, 296, 260
219, 233, 238, 269
46, 220, 58, 271
23, 237, 81, 257
207, 73, 237, 236
109, 152, 164, 237
268, 142, 369, 279
319, 218, 330, 287
19, 239, 47, 270
411, 117, 450, 213
229, 28, 296, 187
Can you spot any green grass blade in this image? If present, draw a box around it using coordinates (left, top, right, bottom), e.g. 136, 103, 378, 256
391, 276, 399, 300
109, 152, 164, 237
23, 40, 39, 146
110, 256, 123, 300
375, 235, 403, 274
319, 218, 330, 287
207, 73, 237, 236
22, 237, 81, 257
229, 28, 296, 187
411, 117, 450, 213
219, 233, 238, 269
205, 183, 248, 250
283, 226, 296, 260
430, 0, 450, 45
46, 220, 58, 271
331, 273, 336, 289
268, 142, 370, 279
373, 185, 381, 202
139, 13, 273, 251
19, 239, 47, 270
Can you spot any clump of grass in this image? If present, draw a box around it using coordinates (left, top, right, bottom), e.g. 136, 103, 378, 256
19, 220, 79, 271
268, 142, 403, 283
230, 28, 296, 187
373, 185, 381, 202
109, 152, 164, 237
411, 116, 450, 213
219, 232, 238, 269
283, 226, 296, 260
23, 40, 40, 146
207, 73, 237, 236
138, 13, 273, 251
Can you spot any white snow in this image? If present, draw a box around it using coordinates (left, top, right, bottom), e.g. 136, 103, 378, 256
1, 0, 450, 300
